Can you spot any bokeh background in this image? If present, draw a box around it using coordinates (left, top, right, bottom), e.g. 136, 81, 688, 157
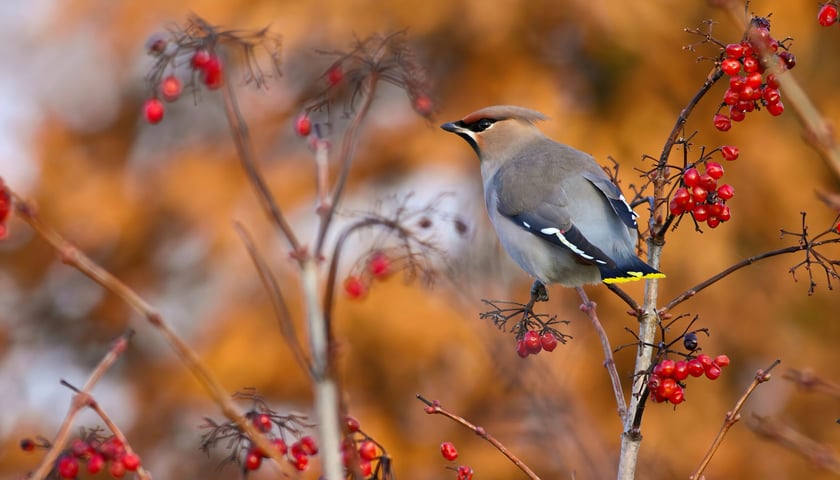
1, 1, 839, 479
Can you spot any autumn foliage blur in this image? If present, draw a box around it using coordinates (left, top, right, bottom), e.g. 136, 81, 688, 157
2, 1, 840, 479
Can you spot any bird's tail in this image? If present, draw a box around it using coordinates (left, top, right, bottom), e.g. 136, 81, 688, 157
598, 256, 664, 284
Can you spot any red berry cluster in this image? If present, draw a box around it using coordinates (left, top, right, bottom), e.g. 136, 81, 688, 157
344, 251, 394, 300
143, 48, 224, 125
242, 412, 318, 472
341, 415, 396, 478
439, 441, 474, 480
516, 330, 560, 358
669, 158, 734, 228
819, 3, 839, 27
0, 178, 10, 239
713, 21, 794, 131
42, 436, 142, 479
648, 354, 730, 404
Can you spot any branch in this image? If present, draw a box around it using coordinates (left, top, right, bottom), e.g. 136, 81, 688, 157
576, 287, 627, 422
689, 359, 780, 480
416, 394, 541, 480
750, 415, 840, 474
30, 331, 134, 480
782, 368, 840, 399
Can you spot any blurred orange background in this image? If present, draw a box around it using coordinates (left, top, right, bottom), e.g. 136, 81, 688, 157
1, 1, 839, 479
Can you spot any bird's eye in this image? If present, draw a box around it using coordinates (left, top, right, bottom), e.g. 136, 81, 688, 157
469, 118, 495, 132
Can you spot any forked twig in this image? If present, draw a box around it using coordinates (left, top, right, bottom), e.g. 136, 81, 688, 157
689, 359, 780, 480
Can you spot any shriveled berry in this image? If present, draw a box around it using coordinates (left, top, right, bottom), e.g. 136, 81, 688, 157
714, 354, 731, 367
720, 145, 739, 161
713, 113, 731, 132
819, 4, 839, 26
522, 331, 542, 355
57, 456, 79, 479
441, 441, 458, 461
143, 98, 164, 124
540, 332, 559, 352
358, 440, 378, 461
20, 438, 36, 452
344, 276, 367, 299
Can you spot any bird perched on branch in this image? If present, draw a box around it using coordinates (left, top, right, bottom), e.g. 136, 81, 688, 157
441, 105, 663, 288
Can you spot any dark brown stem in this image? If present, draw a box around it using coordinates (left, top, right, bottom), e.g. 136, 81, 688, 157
605, 283, 640, 313
417, 394, 541, 480
576, 287, 627, 422
690, 359, 780, 480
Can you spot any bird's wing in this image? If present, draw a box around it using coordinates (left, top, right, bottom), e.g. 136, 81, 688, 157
492, 152, 616, 267
581, 171, 639, 230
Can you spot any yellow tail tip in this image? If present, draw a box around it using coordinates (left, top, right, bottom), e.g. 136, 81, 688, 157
602, 272, 666, 284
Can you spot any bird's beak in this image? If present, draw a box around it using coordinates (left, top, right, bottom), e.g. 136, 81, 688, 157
440, 121, 479, 155
440, 121, 459, 133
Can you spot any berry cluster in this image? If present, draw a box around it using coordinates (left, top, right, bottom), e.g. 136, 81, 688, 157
648, 354, 730, 404
669, 156, 735, 228
341, 415, 396, 478
819, 3, 839, 27
439, 441, 473, 480
241, 412, 318, 472
713, 19, 794, 132
344, 251, 393, 300
516, 330, 560, 358
0, 178, 10, 239
143, 47, 224, 125
21, 435, 142, 479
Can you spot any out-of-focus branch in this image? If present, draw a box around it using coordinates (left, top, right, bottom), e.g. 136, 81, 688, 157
690, 359, 780, 480
29, 331, 134, 480
12, 195, 287, 470
417, 394, 541, 480
783, 368, 840, 399
750, 415, 840, 474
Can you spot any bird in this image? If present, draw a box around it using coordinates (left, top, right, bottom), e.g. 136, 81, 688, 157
441, 105, 664, 288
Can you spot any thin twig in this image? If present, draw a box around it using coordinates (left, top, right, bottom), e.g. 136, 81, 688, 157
750, 415, 840, 474
12, 195, 287, 470
782, 369, 840, 399
576, 287, 627, 422
690, 359, 780, 480
416, 394, 541, 480
29, 331, 134, 480
83, 389, 152, 480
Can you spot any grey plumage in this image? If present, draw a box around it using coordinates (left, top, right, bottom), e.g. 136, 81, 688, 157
441, 105, 663, 287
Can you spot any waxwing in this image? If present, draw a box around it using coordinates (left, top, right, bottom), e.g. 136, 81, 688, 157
441, 105, 664, 287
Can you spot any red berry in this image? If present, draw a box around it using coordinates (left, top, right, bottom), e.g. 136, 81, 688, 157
697, 354, 713, 368
540, 332, 559, 352
523, 331, 542, 354
71, 438, 90, 458
724, 43, 744, 59
766, 73, 780, 89
746, 72, 763, 89
767, 100, 785, 116
740, 41, 755, 58
717, 204, 732, 222
819, 4, 839, 26
57, 456, 79, 479
345, 415, 361, 433
705, 363, 722, 379
647, 374, 662, 392
699, 174, 717, 192
720, 145, 739, 161
669, 199, 684, 216
291, 453, 309, 471
720, 58, 741, 76
272, 438, 288, 455
763, 87, 781, 105
729, 106, 746, 122
683, 167, 701, 188
203, 56, 224, 89
100, 437, 125, 460
457, 465, 475, 480
673, 360, 689, 381
295, 114, 312, 136
109, 459, 126, 478
20, 438, 35, 452
358, 440, 378, 461
690, 185, 707, 204
368, 251, 391, 278
121, 452, 141, 471
723, 88, 739, 106
705, 161, 724, 180
87, 454, 105, 474
693, 204, 710, 222
659, 378, 677, 399
516, 339, 529, 358
717, 183, 735, 200
713, 113, 731, 132
707, 216, 721, 228
669, 386, 685, 405
344, 276, 366, 299
653, 359, 676, 378
192, 49, 211, 69
742, 56, 759, 73
327, 63, 344, 86
440, 441, 458, 461
673, 187, 691, 207
245, 449, 262, 470
160, 75, 182, 102
413, 94, 434, 116
359, 459, 373, 476
687, 359, 704, 377
143, 98, 164, 124
299, 436, 318, 455
714, 354, 731, 367
779, 51, 796, 70
253, 412, 272, 433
